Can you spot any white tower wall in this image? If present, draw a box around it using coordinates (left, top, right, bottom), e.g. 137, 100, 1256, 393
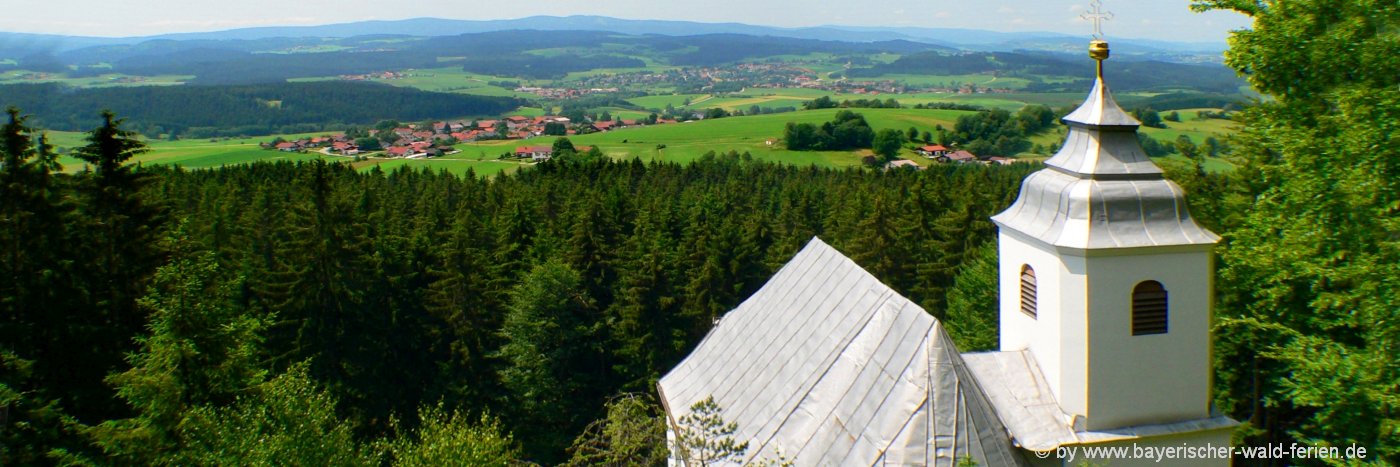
1083, 249, 1214, 429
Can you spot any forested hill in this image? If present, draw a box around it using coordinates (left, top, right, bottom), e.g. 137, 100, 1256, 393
845, 51, 1245, 94
0, 81, 522, 137
47, 30, 943, 83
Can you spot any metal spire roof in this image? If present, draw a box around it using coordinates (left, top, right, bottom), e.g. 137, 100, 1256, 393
991, 41, 1219, 250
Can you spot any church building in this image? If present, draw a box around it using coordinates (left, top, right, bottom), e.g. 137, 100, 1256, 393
658, 39, 1238, 466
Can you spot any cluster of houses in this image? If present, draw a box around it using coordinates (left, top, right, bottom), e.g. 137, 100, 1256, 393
262, 132, 458, 159
879, 145, 1020, 170
261, 113, 678, 160
916, 144, 1016, 165
264, 134, 364, 155
513, 86, 620, 99
433, 114, 676, 142
338, 71, 408, 81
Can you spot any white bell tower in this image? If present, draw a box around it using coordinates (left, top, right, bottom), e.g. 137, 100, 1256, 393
990, 39, 1220, 431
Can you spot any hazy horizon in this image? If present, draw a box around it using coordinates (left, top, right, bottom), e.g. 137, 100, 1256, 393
2, 1, 1250, 43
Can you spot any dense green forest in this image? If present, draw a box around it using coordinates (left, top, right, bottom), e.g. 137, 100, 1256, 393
0, 81, 522, 137
1, 0, 1395, 465
0, 109, 1029, 464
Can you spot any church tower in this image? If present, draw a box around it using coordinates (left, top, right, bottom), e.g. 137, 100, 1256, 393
990, 39, 1220, 431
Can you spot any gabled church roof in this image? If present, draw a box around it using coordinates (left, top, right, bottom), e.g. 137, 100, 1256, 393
658, 238, 1029, 466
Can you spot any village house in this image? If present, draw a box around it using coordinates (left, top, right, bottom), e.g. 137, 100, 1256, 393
515, 146, 553, 161
918, 144, 949, 158
885, 159, 922, 170
943, 150, 979, 163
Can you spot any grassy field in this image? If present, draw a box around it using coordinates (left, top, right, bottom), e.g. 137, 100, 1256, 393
459, 108, 979, 167
351, 157, 525, 177
38, 103, 1237, 176
1140, 109, 1239, 144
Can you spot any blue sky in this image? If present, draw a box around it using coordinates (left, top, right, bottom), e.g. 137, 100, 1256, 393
4, 0, 1251, 42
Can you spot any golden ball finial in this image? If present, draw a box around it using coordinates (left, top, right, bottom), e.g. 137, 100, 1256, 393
1089, 40, 1110, 61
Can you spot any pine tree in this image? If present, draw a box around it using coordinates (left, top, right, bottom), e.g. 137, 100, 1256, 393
88, 225, 266, 464
608, 203, 684, 390
497, 260, 597, 462
0, 107, 70, 380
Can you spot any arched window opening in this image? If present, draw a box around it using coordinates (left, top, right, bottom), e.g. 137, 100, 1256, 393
1132, 281, 1168, 335
1020, 265, 1037, 318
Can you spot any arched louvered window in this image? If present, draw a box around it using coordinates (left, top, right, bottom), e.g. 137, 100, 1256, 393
1132, 281, 1168, 335
1020, 265, 1037, 318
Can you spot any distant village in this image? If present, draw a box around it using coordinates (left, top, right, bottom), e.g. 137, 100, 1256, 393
260, 114, 678, 161
338, 63, 1015, 100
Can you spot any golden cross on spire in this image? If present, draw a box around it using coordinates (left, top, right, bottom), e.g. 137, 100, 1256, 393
1081, 0, 1114, 39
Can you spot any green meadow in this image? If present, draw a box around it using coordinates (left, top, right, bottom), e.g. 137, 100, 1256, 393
39, 105, 1237, 176
351, 158, 525, 177
462, 108, 980, 167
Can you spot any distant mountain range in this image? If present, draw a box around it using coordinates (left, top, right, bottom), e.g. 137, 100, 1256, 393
0, 15, 1227, 58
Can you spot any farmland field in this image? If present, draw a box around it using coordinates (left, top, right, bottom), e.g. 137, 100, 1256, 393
42, 105, 1238, 176
461, 108, 980, 167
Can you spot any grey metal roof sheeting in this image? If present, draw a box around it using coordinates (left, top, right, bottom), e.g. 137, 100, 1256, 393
991, 73, 1219, 250
962, 350, 1239, 451
658, 238, 1029, 467
1062, 78, 1140, 128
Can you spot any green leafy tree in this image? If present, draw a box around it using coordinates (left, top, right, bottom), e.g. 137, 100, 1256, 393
543, 122, 568, 136
872, 128, 906, 162
552, 137, 577, 155
1131, 108, 1166, 128
173, 363, 379, 466
388, 405, 518, 466
1191, 0, 1400, 460
354, 136, 381, 151
1174, 135, 1199, 160
803, 96, 837, 110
